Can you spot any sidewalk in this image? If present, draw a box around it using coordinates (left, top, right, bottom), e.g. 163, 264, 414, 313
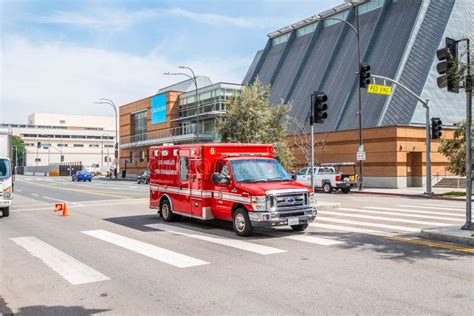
352, 187, 472, 201
420, 226, 474, 247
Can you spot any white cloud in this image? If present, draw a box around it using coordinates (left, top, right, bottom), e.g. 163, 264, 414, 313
36, 9, 159, 30
0, 36, 250, 123
165, 8, 279, 28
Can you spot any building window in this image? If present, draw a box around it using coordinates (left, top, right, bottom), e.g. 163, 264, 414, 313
296, 22, 317, 37
57, 144, 68, 147
104, 144, 114, 148
358, 0, 384, 15
73, 144, 84, 147
140, 150, 145, 163
89, 144, 99, 148
130, 151, 134, 164
132, 110, 147, 142
271, 32, 290, 46
324, 10, 349, 27
59, 120, 66, 124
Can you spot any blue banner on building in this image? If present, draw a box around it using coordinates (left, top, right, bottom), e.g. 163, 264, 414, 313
151, 93, 167, 124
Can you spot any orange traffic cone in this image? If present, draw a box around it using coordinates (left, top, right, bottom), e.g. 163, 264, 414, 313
62, 202, 69, 217
54, 203, 63, 212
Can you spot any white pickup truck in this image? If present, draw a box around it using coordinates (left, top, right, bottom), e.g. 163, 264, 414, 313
294, 166, 351, 193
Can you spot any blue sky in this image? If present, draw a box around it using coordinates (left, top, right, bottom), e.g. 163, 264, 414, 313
1, 0, 340, 123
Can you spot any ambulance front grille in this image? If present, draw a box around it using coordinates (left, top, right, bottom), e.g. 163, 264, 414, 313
275, 193, 306, 209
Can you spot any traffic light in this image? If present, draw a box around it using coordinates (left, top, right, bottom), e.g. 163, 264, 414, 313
60, 155, 64, 163
312, 91, 328, 124
359, 63, 371, 88
431, 117, 443, 139
37, 141, 41, 148
436, 37, 459, 93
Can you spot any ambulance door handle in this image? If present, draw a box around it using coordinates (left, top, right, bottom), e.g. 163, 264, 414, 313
179, 184, 183, 190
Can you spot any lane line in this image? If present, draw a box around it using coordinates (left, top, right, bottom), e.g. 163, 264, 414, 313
42, 196, 65, 202
313, 218, 420, 232
82, 230, 208, 268
16, 179, 141, 199
386, 236, 474, 254
146, 223, 286, 254
10, 236, 109, 285
312, 223, 392, 236
365, 206, 465, 218
321, 210, 452, 226
397, 205, 464, 212
31, 193, 39, 197
338, 207, 461, 222
13, 200, 147, 212
15, 189, 22, 193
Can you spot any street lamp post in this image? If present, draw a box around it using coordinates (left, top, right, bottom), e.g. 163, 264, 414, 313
164, 66, 200, 142
321, 4, 364, 190
95, 98, 119, 178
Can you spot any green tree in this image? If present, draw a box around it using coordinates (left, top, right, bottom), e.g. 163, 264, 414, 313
12, 135, 26, 167
438, 121, 474, 176
217, 78, 294, 168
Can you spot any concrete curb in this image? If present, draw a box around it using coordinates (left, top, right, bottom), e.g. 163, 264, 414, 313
351, 190, 472, 202
96, 177, 135, 182
419, 226, 474, 247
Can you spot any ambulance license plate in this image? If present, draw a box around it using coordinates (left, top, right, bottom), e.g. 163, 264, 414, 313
288, 217, 299, 226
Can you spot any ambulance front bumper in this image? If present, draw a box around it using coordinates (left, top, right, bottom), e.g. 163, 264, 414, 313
0, 198, 12, 207
248, 207, 317, 227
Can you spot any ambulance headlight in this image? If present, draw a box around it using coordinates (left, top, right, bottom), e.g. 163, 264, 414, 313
251, 196, 267, 211
309, 192, 316, 206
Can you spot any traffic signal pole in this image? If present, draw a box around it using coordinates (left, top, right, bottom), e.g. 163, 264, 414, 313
310, 93, 315, 191
461, 38, 472, 230
371, 74, 432, 194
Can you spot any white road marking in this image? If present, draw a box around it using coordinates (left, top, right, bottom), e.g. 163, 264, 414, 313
146, 223, 286, 255
312, 223, 392, 236
339, 207, 461, 222
82, 230, 208, 268
397, 205, 464, 211
10, 236, 109, 285
31, 193, 40, 197
280, 234, 345, 246
314, 218, 420, 232
41, 196, 65, 202
15, 189, 22, 192
365, 206, 465, 217
13, 199, 147, 212
321, 210, 451, 226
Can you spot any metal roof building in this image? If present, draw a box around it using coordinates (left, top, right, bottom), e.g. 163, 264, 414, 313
243, 0, 471, 134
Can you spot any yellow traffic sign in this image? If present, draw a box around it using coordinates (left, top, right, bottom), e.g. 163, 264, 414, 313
368, 84, 392, 95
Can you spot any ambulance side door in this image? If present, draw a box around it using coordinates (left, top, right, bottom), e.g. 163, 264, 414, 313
211, 160, 233, 221
174, 149, 192, 214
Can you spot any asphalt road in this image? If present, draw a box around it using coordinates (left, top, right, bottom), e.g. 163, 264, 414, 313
1, 176, 472, 315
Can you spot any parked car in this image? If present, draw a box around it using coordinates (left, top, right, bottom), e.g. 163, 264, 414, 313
320, 162, 359, 188
72, 171, 92, 182
294, 166, 351, 193
137, 170, 150, 184
85, 164, 105, 177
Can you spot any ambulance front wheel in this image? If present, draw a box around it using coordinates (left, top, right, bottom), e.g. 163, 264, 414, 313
161, 199, 176, 222
233, 208, 253, 237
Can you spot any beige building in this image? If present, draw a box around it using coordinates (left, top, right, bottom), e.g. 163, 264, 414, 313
3, 113, 116, 168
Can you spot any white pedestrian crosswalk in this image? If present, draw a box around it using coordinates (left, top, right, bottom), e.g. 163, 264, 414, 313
11, 236, 109, 285
312, 202, 465, 237
8, 200, 468, 286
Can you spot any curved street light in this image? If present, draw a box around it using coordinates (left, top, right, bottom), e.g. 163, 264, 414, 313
164, 66, 200, 142
319, 6, 364, 190
94, 98, 119, 178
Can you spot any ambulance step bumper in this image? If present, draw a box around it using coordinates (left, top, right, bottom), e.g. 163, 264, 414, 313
248, 208, 317, 227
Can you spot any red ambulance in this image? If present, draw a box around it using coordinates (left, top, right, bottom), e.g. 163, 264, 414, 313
149, 144, 317, 236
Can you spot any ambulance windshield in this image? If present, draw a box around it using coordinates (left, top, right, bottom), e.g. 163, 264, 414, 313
230, 159, 291, 183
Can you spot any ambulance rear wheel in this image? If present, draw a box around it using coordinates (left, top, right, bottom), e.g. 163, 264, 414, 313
161, 199, 175, 222
233, 208, 253, 237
